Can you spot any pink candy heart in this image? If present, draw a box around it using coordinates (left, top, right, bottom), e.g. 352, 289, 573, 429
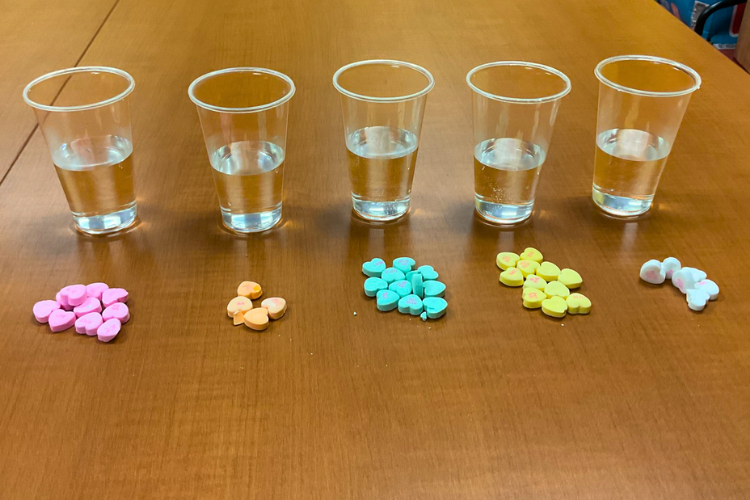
102, 288, 129, 308
86, 282, 109, 300
97, 318, 121, 342
65, 284, 87, 306
73, 297, 102, 317
49, 309, 76, 333
75, 312, 103, 335
33, 300, 61, 323
56, 291, 73, 311
102, 302, 130, 324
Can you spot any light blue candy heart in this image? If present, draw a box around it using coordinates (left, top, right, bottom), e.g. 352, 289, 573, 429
376, 290, 400, 311
381, 267, 405, 284
418, 265, 439, 281
364, 277, 388, 297
423, 297, 447, 319
388, 279, 412, 297
362, 258, 386, 277
411, 273, 424, 298
393, 257, 416, 274
405, 270, 420, 281
420, 311, 428, 321
398, 294, 423, 315
423, 280, 446, 298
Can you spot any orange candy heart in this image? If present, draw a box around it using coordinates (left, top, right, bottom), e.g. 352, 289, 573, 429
237, 281, 263, 299
261, 297, 287, 320
244, 308, 269, 331
227, 296, 253, 317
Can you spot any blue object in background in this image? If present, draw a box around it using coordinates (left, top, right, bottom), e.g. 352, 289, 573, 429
658, 0, 746, 52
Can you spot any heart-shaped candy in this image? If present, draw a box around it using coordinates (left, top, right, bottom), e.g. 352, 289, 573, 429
566, 293, 592, 315
364, 277, 388, 297
244, 308, 269, 330
381, 268, 406, 284
522, 288, 546, 309
102, 303, 130, 324
418, 265, 439, 281
520, 247, 543, 264
537, 262, 561, 281
227, 296, 253, 317
523, 274, 547, 290
86, 282, 109, 300
393, 257, 416, 274
496, 252, 520, 270
397, 294, 423, 315
558, 268, 582, 289
694, 279, 719, 301
405, 270, 420, 281
411, 273, 424, 298
424, 280, 446, 298
362, 258, 386, 278
376, 290, 400, 311
237, 281, 262, 299
683, 267, 707, 282
499, 267, 523, 287
420, 311, 428, 321
56, 291, 72, 311
661, 257, 681, 280
233, 311, 245, 326
261, 297, 287, 320
544, 281, 570, 298
33, 300, 60, 323
515, 260, 540, 277
388, 280, 412, 298
74, 297, 102, 318
102, 288, 129, 307
75, 312, 103, 335
97, 318, 121, 342
640, 259, 665, 285
65, 285, 87, 306
686, 289, 710, 312
541, 296, 567, 318
671, 269, 695, 294
423, 297, 447, 319
49, 309, 76, 332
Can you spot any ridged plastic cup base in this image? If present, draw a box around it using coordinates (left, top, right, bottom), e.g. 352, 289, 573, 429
221, 203, 282, 233
352, 196, 410, 222
73, 203, 137, 235
475, 197, 533, 224
592, 185, 652, 217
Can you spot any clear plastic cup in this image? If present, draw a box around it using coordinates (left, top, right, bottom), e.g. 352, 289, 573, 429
189, 68, 295, 233
333, 60, 434, 221
467, 61, 571, 224
23, 67, 137, 235
593, 55, 701, 216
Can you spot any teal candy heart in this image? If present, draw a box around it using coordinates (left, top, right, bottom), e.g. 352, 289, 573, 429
418, 265, 439, 280
424, 280, 446, 298
364, 277, 388, 297
381, 267, 405, 284
405, 270, 420, 281
388, 279, 412, 297
398, 294, 423, 315
423, 297, 447, 319
362, 258, 386, 277
393, 257, 416, 274
420, 311, 428, 321
411, 273, 424, 298
376, 290, 399, 311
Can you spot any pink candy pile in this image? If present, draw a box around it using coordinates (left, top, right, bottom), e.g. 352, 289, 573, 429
32, 283, 130, 343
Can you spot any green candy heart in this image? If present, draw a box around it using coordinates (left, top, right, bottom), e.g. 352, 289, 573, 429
393, 257, 416, 274
388, 279, 412, 297
423, 297, 447, 319
364, 277, 388, 297
362, 258, 386, 277
411, 273, 424, 298
423, 280, 446, 298
376, 290, 400, 311
418, 265, 439, 280
381, 267, 405, 284
397, 294, 423, 315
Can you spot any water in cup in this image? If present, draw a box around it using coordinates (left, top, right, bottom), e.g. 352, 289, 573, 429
473, 137, 546, 223
346, 126, 418, 220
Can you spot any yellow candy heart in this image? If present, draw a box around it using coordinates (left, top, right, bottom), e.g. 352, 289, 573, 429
496, 252, 520, 270
558, 268, 582, 289
542, 296, 567, 318
566, 293, 592, 314
544, 281, 570, 298
537, 261, 561, 281
515, 260, 540, 277
522, 288, 547, 309
499, 267, 524, 287
523, 274, 547, 290
520, 247, 543, 264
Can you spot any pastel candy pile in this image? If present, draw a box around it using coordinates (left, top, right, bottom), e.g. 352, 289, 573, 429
33, 283, 130, 342
226, 281, 287, 331
639, 257, 719, 312
497, 247, 592, 319
362, 257, 447, 321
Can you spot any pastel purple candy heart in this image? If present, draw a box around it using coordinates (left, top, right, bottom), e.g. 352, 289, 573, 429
66, 284, 87, 306
33, 300, 61, 323
75, 312, 103, 336
102, 302, 130, 324
86, 282, 109, 300
49, 309, 76, 333
102, 288, 129, 308
73, 297, 102, 318
97, 318, 121, 342
56, 291, 73, 311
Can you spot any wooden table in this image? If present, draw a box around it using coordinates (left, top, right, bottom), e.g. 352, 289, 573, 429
1, 0, 749, 497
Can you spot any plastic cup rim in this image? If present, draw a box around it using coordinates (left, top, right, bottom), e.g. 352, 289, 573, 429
23, 66, 135, 113
466, 61, 572, 104
594, 55, 701, 97
188, 67, 296, 114
333, 59, 435, 103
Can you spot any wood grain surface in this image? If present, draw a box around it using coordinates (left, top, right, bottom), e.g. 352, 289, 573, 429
1, 0, 749, 498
